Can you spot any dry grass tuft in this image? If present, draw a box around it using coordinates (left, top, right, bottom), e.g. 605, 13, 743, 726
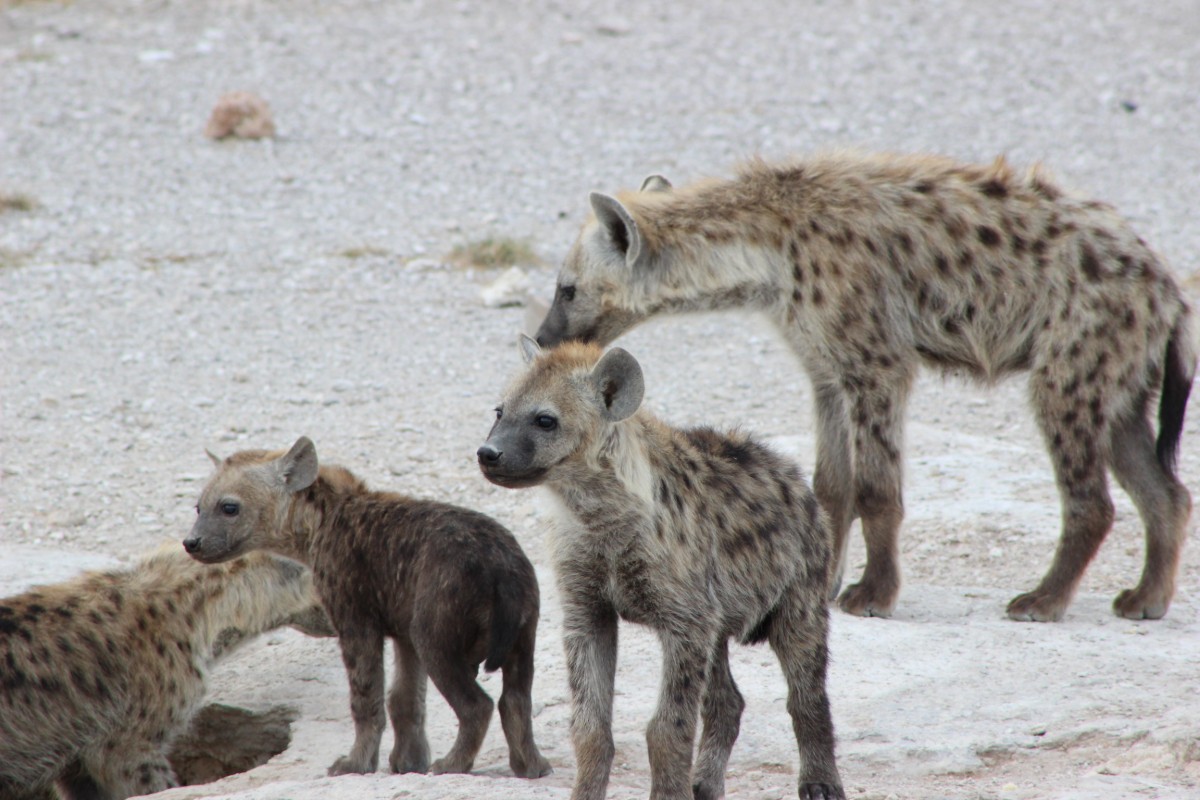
447, 236, 540, 269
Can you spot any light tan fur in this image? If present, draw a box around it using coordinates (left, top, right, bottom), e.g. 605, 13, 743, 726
0, 545, 326, 800
535, 151, 1195, 622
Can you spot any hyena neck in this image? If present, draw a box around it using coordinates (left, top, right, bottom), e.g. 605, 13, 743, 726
282, 466, 368, 563
551, 415, 659, 532
632, 195, 788, 317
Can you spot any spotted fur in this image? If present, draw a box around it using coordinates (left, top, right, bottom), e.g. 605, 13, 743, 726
0, 546, 325, 800
536, 152, 1195, 622
479, 340, 843, 800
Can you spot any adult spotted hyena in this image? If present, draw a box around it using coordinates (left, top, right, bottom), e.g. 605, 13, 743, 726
0, 545, 326, 800
182, 438, 552, 780
535, 152, 1195, 622
479, 338, 843, 800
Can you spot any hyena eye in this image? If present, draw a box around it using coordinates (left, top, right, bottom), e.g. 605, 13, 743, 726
220, 502, 240, 517
535, 414, 558, 431
560, 285, 576, 302
495, 407, 503, 421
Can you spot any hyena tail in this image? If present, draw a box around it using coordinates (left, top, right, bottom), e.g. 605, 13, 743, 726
1156, 311, 1197, 476
483, 581, 525, 673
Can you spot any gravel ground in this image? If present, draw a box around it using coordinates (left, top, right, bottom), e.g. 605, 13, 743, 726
3, 1, 1200, 798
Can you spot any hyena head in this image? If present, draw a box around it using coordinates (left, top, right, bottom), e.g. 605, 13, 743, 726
478, 336, 644, 488
535, 175, 673, 348
183, 436, 319, 564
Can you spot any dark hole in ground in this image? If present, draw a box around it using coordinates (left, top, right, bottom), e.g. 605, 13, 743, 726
169, 703, 298, 786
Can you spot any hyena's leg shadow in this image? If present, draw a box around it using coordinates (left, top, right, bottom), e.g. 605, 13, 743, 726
561, 593, 618, 800
1009, 363, 1115, 622
838, 368, 912, 618
1107, 410, 1191, 619
328, 626, 388, 775
386, 636, 430, 774
691, 637, 744, 800
810, 379, 856, 600
770, 584, 842, 798
498, 620, 552, 778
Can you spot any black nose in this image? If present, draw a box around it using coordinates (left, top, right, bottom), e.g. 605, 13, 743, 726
477, 444, 502, 465
182, 537, 201, 554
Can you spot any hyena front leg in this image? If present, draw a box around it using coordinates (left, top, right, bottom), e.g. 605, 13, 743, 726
691, 638, 744, 800
770, 584, 843, 800
811, 380, 856, 601
90, 742, 178, 800
1009, 370, 1115, 622
562, 594, 619, 800
1106, 413, 1191, 619
838, 372, 911, 618
387, 636, 430, 774
647, 628, 712, 800
329, 627, 387, 775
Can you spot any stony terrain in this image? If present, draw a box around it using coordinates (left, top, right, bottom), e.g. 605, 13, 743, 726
2, 1, 1199, 798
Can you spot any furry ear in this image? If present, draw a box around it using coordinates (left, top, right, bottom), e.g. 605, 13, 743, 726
205, 448, 222, 468
589, 348, 644, 422
518, 333, 542, 364
640, 174, 672, 193
589, 192, 646, 269
277, 436, 319, 493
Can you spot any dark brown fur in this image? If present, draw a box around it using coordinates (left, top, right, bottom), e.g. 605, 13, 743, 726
182, 437, 551, 779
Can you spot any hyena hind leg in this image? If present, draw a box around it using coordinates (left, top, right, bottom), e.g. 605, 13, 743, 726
769, 586, 842, 798
424, 654, 494, 775
1107, 413, 1192, 619
386, 637, 431, 774
1008, 378, 1115, 622
691, 638, 744, 800
497, 624, 552, 778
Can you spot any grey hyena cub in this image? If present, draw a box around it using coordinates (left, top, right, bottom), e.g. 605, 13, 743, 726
183, 438, 552, 779
479, 339, 843, 800
0, 545, 325, 800
535, 152, 1195, 623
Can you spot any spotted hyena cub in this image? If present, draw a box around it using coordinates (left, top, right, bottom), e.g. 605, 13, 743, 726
183, 438, 552, 779
535, 152, 1195, 622
0, 545, 326, 800
479, 339, 843, 800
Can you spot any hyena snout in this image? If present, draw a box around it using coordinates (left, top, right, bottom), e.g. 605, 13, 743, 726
477, 435, 548, 489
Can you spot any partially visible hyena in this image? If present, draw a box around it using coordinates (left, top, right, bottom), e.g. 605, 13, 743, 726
534, 152, 1195, 622
0, 545, 327, 800
479, 338, 843, 800
182, 438, 552, 780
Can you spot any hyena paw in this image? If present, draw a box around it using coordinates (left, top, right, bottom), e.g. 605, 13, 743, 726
327, 755, 374, 776
510, 751, 553, 779
836, 581, 896, 618
799, 781, 846, 800
1112, 587, 1170, 620
389, 739, 430, 774
430, 755, 473, 775
1005, 590, 1067, 622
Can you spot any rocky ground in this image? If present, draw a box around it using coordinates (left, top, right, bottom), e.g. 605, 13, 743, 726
2, 1, 1199, 798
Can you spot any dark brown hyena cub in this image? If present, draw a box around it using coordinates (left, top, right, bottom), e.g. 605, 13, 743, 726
182, 436, 552, 779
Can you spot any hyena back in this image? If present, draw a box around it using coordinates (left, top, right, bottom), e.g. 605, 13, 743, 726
479, 339, 843, 800
0, 546, 325, 800
535, 152, 1195, 622
182, 438, 551, 780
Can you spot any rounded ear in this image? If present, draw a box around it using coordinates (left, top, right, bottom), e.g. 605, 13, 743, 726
589, 192, 645, 268
589, 348, 644, 422
640, 174, 672, 193
518, 333, 542, 364
278, 436, 319, 493
205, 448, 222, 468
